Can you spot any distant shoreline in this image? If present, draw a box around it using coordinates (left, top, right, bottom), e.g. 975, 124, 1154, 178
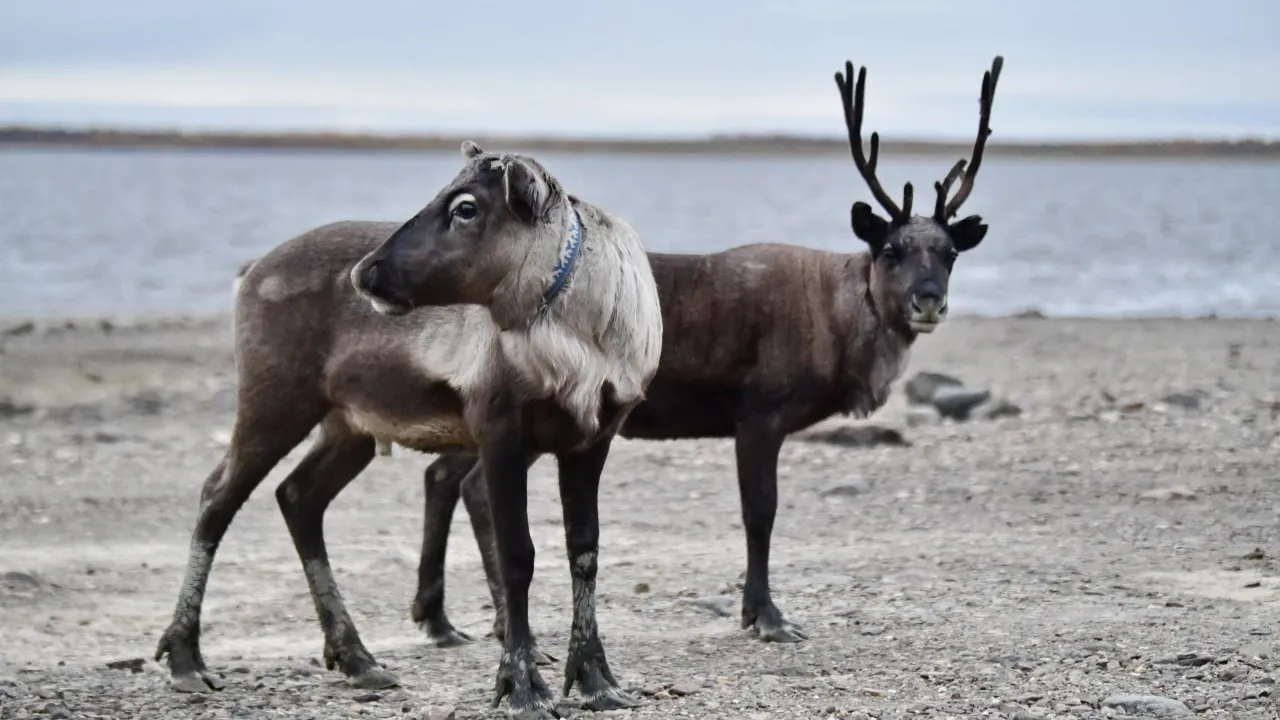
2, 126, 1278, 160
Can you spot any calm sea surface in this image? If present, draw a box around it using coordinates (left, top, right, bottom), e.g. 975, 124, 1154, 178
2, 146, 1279, 319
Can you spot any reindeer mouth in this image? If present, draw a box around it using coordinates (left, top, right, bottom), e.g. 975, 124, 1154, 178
909, 296, 947, 333
368, 296, 412, 317
910, 318, 941, 333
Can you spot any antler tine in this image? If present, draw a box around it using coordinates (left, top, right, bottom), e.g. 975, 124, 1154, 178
943, 55, 1003, 220
933, 159, 967, 219
834, 61, 904, 221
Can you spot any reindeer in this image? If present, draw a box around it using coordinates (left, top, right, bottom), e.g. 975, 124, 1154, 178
404, 56, 1004, 658
155, 141, 663, 718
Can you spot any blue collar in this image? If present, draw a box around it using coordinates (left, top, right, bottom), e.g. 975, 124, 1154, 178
540, 206, 583, 311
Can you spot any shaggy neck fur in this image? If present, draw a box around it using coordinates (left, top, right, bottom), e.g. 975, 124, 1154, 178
836, 253, 916, 418
489, 198, 663, 440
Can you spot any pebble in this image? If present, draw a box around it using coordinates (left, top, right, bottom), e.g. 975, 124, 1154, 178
820, 480, 872, 498
682, 596, 734, 617
1101, 694, 1192, 717
1139, 486, 1197, 501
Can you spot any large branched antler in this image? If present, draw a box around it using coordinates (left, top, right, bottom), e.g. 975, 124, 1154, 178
937, 55, 1003, 220
834, 61, 913, 222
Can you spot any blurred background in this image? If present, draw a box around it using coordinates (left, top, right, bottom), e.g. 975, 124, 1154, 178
1, 0, 1277, 320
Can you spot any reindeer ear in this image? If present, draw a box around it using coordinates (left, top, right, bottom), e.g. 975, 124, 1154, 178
460, 140, 485, 159
948, 214, 988, 252
503, 159, 550, 223
851, 201, 889, 253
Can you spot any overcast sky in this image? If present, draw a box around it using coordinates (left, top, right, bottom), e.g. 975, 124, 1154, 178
0, 0, 1275, 140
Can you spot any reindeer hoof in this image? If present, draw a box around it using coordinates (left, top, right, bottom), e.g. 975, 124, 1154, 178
492, 646, 558, 717
428, 626, 473, 649
170, 670, 222, 693
562, 641, 637, 711
347, 666, 400, 690
752, 618, 808, 643
744, 604, 808, 643
531, 645, 558, 667
581, 686, 642, 712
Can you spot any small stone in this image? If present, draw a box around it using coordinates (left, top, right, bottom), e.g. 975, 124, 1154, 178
420, 706, 456, 720
1161, 391, 1204, 410
50, 708, 71, 720
633, 582, 650, 594
860, 688, 886, 697
638, 685, 665, 697
0, 399, 35, 418
682, 596, 734, 617
667, 682, 697, 696
1, 571, 42, 588
799, 425, 909, 448
820, 480, 872, 499
1139, 486, 1197, 501
1101, 694, 1192, 717
1174, 653, 1214, 667
904, 371, 963, 405
353, 692, 382, 703
127, 390, 166, 416
104, 658, 146, 673
1012, 712, 1044, 720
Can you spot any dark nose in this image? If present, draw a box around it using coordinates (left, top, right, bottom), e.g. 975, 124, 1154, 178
912, 281, 944, 311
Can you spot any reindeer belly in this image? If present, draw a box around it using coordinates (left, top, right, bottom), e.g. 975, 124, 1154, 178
343, 409, 476, 454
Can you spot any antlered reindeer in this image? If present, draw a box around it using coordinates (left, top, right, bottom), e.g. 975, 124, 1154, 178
410, 57, 1004, 659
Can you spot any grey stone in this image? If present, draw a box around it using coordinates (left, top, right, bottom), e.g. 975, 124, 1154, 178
904, 371, 964, 405
1101, 694, 1192, 717
933, 386, 992, 420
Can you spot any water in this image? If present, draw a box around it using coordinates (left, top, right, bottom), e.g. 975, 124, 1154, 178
2, 146, 1279, 319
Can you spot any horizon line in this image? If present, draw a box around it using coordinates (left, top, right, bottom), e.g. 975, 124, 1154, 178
2, 125, 1278, 159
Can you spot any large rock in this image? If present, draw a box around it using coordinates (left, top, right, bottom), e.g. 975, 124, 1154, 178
903, 371, 963, 405
932, 385, 992, 420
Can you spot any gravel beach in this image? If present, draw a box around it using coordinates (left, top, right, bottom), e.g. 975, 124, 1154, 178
1, 313, 1278, 719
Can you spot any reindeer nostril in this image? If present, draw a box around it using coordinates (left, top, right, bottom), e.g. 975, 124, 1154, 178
360, 260, 381, 291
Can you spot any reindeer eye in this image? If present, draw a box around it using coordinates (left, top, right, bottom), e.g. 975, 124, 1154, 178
881, 246, 900, 263
449, 194, 478, 222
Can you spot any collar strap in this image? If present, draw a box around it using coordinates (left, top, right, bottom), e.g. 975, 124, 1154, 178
540, 206, 583, 311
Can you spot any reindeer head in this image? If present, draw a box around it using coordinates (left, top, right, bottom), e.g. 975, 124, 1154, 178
351, 141, 571, 316
834, 57, 1002, 334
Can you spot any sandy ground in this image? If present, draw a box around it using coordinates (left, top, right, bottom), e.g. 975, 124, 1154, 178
1, 314, 1278, 720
